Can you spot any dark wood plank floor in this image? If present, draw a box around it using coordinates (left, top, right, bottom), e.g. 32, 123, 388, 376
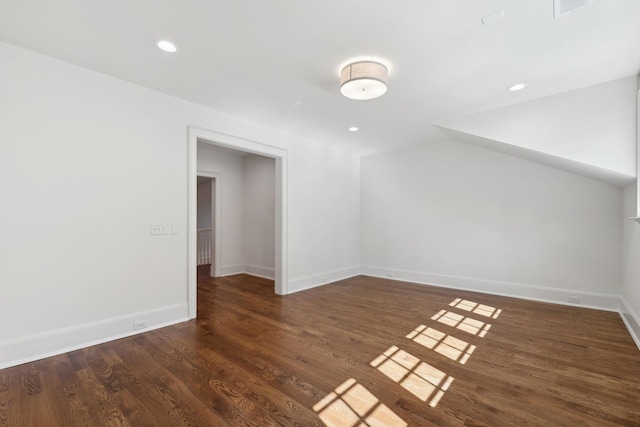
1, 268, 640, 426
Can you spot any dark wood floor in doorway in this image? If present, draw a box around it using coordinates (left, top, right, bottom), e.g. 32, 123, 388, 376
1, 268, 640, 426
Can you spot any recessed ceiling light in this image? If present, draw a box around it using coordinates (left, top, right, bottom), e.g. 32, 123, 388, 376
349, 126, 359, 132
508, 83, 527, 92
156, 40, 178, 53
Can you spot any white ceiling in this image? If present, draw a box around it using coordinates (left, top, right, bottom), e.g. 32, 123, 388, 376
1, 0, 640, 156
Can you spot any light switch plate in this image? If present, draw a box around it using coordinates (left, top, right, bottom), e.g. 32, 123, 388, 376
151, 223, 167, 235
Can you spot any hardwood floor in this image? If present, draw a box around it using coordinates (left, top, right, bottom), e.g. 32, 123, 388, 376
2, 269, 640, 426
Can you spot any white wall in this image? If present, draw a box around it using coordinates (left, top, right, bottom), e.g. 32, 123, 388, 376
244, 155, 276, 278
197, 144, 245, 274
197, 179, 212, 229
0, 41, 361, 368
439, 77, 637, 178
288, 144, 361, 290
361, 139, 623, 308
622, 183, 640, 346
621, 78, 640, 346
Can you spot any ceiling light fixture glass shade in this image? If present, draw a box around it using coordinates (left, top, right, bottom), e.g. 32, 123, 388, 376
340, 61, 388, 100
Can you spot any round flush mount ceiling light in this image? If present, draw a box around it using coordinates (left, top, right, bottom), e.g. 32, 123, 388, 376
508, 83, 527, 92
156, 40, 179, 53
340, 61, 388, 100
349, 126, 359, 132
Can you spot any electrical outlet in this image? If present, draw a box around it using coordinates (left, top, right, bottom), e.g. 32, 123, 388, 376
171, 223, 179, 235
386, 273, 393, 278
133, 320, 148, 330
150, 223, 167, 235
567, 296, 580, 304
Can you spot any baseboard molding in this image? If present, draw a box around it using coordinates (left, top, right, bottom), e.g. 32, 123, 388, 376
244, 264, 275, 280
288, 266, 361, 294
620, 297, 640, 350
361, 266, 621, 312
220, 264, 245, 276
0, 303, 189, 370
218, 264, 275, 280
4, 268, 636, 371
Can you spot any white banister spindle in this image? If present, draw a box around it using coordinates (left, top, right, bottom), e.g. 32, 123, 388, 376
196, 228, 213, 265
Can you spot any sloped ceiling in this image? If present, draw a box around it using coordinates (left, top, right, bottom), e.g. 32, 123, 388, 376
438, 77, 637, 186
0, 1, 639, 180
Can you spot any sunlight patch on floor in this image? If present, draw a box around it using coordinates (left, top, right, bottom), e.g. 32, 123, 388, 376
312, 297, 504, 424
313, 378, 407, 427
449, 298, 502, 319
431, 310, 492, 337
370, 346, 454, 405
406, 325, 476, 364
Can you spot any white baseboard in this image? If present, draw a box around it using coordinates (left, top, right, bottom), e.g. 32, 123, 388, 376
4, 268, 637, 371
220, 264, 245, 276
218, 264, 274, 279
288, 266, 361, 294
244, 264, 275, 280
620, 297, 640, 350
0, 303, 188, 370
361, 266, 621, 312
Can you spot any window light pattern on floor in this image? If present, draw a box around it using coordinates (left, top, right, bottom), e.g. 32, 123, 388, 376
312, 297, 503, 424
406, 325, 476, 364
313, 378, 407, 427
449, 298, 502, 319
431, 310, 492, 337
370, 346, 454, 406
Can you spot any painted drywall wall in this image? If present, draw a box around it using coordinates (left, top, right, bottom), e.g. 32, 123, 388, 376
361, 139, 623, 308
197, 179, 213, 229
243, 154, 276, 278
622, 184, 640, 344
287, 143, 361, 290
621, 77, 640, 346
197, 144, 245, 274
0, 41, 360, 367
636, 78, 640, 216
438, 77, 637, 179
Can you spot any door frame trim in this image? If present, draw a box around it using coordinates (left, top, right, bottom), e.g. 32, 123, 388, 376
188, 127, 288, 319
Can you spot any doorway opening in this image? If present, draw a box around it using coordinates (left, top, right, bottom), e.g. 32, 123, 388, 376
196, 174, 220, 278
187, 127, 288, 319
